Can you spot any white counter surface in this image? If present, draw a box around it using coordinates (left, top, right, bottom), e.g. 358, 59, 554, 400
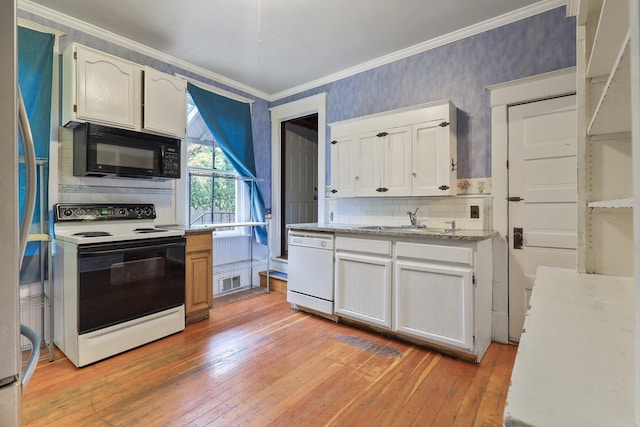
504, 266, 634, 427
287, 222, 496, 241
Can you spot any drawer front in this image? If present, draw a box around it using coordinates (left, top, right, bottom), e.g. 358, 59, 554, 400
186, 232, 212, 252
336, 236, 392, 256
396, 241, 473, 265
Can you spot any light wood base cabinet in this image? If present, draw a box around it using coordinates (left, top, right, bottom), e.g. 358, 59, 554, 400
185, 232, 213, 324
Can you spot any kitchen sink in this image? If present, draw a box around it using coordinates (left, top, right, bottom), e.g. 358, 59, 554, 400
358, 225, 428, 231
357, 225, 457, 235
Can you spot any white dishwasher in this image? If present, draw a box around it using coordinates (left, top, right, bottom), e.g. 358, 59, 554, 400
287, 231, 335, 316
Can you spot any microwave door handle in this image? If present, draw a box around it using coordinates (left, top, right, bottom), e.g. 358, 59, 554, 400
159, 149, 165, 175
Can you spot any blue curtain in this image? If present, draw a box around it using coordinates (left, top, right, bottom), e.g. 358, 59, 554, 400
187, 82, 267, 245
18, 27, 54, 231
18, 27, 54, 280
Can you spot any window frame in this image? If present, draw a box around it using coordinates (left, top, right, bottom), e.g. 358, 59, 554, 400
186, 99, 251, 237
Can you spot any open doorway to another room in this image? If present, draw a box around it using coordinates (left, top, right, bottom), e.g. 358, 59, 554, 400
280, 114, 318, 258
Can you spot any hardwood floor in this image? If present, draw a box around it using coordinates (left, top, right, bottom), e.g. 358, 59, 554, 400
22, 292, 517, 426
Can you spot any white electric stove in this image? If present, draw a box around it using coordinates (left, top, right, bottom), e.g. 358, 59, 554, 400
53, 203, 186, 367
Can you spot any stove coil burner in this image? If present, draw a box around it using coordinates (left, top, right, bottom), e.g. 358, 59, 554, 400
133, 228, 168, 234
72, 231, 113, 237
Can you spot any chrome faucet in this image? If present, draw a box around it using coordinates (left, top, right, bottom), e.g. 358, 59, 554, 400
407, 208, 419, 226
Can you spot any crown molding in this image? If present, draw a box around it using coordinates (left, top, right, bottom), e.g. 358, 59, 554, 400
17, 0, 271, 101
270, 0, 568, 101
19, 0, 567, 102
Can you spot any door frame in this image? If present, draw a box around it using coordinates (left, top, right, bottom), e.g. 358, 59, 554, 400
487, 67, 575, 343
270, 93, 327, 267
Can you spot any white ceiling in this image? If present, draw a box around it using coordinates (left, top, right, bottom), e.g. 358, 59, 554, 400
24, 0, 561, 98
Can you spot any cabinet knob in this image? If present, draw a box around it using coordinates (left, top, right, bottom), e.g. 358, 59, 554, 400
438, 185, 450, 191
412, 172, 417, 177
331, 189, 337, 194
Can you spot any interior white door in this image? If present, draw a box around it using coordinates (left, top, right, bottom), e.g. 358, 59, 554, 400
508, 95, 577, 342
285, 126, 318, 226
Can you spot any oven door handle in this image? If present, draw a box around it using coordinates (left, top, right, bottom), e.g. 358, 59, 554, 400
79, 242, 185, 255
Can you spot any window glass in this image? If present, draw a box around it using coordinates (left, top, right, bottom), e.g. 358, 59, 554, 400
187, 95, 247, 231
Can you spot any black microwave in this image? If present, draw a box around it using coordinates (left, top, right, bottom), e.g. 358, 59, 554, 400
73, 123, 181, 180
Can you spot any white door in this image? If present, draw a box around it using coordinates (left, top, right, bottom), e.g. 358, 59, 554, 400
285, 126, 318, 225
508, 95, 577, 342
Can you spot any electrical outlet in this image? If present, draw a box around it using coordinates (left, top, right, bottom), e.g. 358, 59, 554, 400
470, 205, 480, 219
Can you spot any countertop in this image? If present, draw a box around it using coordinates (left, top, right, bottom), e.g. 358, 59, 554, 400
287, 223, 496, 241
159, 221, 267, 235
504, 266, 634, 427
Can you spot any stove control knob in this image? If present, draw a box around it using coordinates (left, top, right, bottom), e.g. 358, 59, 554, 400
76, 209, 85, 217
62, 209, 73, 217
118, 208, 127, 216
143, 207, 152, 217
134, 207, 143, 216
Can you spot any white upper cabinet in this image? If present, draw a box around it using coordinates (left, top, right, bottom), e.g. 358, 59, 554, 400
62, 43, 187, 138
143, 66, 187, 138
357, 126, 412, 197
412, 119, 457, 196
330, 134, 358, 197
329, 100, 457, 198
63, 43, 141, 130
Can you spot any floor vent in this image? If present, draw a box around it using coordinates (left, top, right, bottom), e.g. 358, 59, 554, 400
220, 275, 242, 293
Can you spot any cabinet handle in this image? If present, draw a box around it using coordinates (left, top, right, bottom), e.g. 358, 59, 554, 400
438, 185, 449, 191
439, 121, 450, 127
376, 132, 389, 138
330, 140, 338, 145
331, 189, 337, 194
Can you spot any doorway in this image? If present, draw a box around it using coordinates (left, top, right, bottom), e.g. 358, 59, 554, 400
488, 67, 576, 343
269, 93, 327, 271
280, 114, 319, 257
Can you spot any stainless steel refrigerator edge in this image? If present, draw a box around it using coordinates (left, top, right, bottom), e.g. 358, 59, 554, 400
0, 1, 21, 425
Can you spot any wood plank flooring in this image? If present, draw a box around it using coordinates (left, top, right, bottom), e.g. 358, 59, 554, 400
22, 292, 517, 426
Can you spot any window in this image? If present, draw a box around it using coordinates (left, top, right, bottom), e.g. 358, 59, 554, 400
187, 95, 249, 233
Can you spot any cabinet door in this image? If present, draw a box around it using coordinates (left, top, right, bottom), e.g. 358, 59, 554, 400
334, 251, 392, 328
75, 45, 140, 129
411, 120, 456, 196
143, 67, 187, 137
185, 250, 212, 315
330, 135, 358, 197
383, 126, 412, 196
394, 260, 474, 351
357, 131, 385, 196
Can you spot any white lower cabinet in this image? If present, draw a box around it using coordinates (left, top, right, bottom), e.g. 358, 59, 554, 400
334, 234, 493, 361
334, 236, 392, 328
394, 260, 474, 351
